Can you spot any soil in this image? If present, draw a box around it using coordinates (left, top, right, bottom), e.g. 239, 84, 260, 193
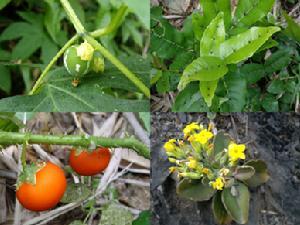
151, 113, 300, 225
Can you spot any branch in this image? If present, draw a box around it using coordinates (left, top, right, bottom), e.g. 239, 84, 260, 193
0, 132, 150, 159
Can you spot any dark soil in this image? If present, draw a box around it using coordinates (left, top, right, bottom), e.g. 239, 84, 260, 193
151, 113, 300, 225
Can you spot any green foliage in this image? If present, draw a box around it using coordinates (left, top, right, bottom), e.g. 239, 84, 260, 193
244, 160, 270, 187
139, 112, 150, 133
0, 0, 149, 110
61, 183, 91, 203
212, 192, 232, 225
100, 202, 133, 225
151, 0, 299, 112
177, 178, 215, 201
221, 182, 250, 224
0, 112, 23, 132
283, 11, 300, 43
0, 56, 149, 111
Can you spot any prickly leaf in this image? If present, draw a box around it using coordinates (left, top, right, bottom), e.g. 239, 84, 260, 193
222, 182, 250, 224
178, 56, 228, 91
219, 26, 280, 64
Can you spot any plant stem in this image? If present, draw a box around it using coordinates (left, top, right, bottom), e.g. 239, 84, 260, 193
21, 141, 27, 169
59, 0, 85, 34
91, 4, 128, 37
0, 131, 150, 159
84, 35, 150, 98
29, 35, 79, 95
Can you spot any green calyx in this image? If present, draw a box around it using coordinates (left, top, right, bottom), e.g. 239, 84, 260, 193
16, 162, 46, 189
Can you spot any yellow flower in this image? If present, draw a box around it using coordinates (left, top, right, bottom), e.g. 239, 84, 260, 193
228, 142, 246, 163
164, 139, 176, 152
211, 177, 224, 190
189, 129, 213, 145
183, 122, 201, 138
77, 41, 94, 61
188, 158, 198, 169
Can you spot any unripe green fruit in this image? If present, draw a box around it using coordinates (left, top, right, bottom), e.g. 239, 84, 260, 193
91, 51, 105, 73
64, 45, 91, 77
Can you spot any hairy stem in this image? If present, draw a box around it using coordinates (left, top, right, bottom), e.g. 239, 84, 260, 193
0, 131, 150, 159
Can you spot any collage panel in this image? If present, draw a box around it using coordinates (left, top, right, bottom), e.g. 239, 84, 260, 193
0, 112, 150, 224
0, 0, 150, 112
150, 0, 300, 112
151, 112, 300, 225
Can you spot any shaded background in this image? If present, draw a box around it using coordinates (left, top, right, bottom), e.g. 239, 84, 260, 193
151, 113, 300, 225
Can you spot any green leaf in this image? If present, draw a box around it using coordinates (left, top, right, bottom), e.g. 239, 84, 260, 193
216, 0, 231, 30
240, 63, 266, 84
41, 35, 59, 64
212, 192, 232, 225
200, 12, 225, 57
0, 65, 11, 94
199, 0, 217, 22
261, 94, 278, 112
0, 56, 150, 112
139, 112, 150, 133
173, 83, 209, 112
61, 183, 91, 203
156, 71, 170, 94
178, 56, 228, 90
177, 178, 215, 201
12, 34, 43, 60
0, 0, 11, 10
122, 0, 149, 29
264, 48, 292, 74
221, 72, 247, 112
235, 0, 275, 26
221, 182, 250, 224
234, 166, 255, 180
267, 80, 285, 94
244, 160, 269, 187
0, 112, 23, 132
101, 203, 133, 225
219, 26, 280, 64
213, 131, 231, 155
200, 80, 219, 107
283, 11, 300, 43
44, 0, 64, 44
20, 66, 32, 94
192, 13, 208, 41
133, 211, 150, 225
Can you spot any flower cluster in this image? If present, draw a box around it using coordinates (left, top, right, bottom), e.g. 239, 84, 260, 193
164, 122, 246, 190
